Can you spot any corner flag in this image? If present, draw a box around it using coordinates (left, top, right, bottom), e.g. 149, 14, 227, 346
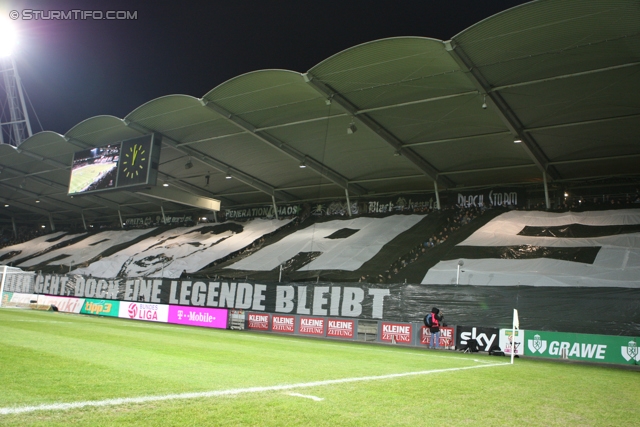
511, 308, 519, 364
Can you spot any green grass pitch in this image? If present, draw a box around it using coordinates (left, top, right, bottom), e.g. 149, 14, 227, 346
0, 308, 638, 426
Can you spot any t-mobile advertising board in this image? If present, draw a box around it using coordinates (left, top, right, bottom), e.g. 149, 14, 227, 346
379, 322, 413, 345
119, 301, 169, 323
418, 326, 455, 349
168, 306, 228, 329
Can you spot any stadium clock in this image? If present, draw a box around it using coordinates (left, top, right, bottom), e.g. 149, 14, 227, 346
116, 135, 154, 187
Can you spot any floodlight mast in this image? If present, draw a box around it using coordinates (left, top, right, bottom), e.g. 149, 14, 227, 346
0, 18, 33, 146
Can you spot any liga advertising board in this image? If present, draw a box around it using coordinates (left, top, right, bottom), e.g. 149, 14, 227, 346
81, 299, 120, 317
418, 326, 455, 349
168, 305, 228, 329
525, 330, 640, 365
119, 301, 169, 323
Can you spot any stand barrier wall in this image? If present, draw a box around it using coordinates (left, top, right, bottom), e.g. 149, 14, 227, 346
4, 292, 639, 366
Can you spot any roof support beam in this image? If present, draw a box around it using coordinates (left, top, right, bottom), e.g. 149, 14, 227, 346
445, 40, 561, 181
405, 131, 512, 147
548, 153, 640, 166
253, 91, 477, 133
124, 120, 295, 202
439, 163, 537, 176
202, 100, 367, 196
304, 73, 455, 189
491, 61, 640, 93
525, 113, 640, 132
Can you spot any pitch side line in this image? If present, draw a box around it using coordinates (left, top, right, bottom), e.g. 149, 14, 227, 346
0, 362, 509, 415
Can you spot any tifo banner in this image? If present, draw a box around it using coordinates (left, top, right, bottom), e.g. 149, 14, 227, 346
81, 299, 120, 317
418, 326, 455, 349
224, 204, 301, 219
456, 326, 500, 352
525, 330, 639, 365
29, 274, 393, 320
168, 306, 228, 329
118, 301, 169, 323
454, 187, 523, 207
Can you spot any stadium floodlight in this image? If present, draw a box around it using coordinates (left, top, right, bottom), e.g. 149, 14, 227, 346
0, 17, 18, 57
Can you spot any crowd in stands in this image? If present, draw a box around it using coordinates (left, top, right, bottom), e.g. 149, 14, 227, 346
359, 205, 484, 283
0, 227, 47, 250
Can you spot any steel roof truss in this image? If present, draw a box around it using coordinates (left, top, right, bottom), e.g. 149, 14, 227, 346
202, 100, 367, 196
304, 73, 455, 189
445, 41, 561, 181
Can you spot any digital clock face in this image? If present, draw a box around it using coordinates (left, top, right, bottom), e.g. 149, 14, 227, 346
116, 136, 153, 187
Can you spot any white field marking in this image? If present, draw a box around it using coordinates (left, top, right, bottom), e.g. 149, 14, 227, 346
287, 393, 324, 402
9, 320, 73, 324
4, 311, 492, 364
0, 362, 509, 415
234, 333, 496, 364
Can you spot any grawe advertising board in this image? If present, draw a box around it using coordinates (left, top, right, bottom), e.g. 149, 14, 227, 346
271, 315, 295, 333
247, 312, 270, 330
81, 299, 120, 317
298, 316, 325, 336
326, 319, 355, 339
418, 326, 455, 349
119, 301, 169, 323
168, 306, 228, 329
456, 326, 500, 352
380, 322, 413, 344
499, 329, 524, 356
525, 330, 640, 365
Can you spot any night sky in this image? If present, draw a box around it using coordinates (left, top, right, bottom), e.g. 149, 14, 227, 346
7, 0, 530, 135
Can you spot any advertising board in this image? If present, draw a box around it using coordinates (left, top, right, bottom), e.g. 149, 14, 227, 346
380, 322, 413, 344
525, 330, 640, 365
119, 301, 169, 323
168, 305, 228, 329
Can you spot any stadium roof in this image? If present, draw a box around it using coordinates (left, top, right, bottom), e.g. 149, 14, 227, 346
1, 0, 639, 227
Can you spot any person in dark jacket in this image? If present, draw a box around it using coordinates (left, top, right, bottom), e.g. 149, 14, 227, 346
427, 307, 444, 349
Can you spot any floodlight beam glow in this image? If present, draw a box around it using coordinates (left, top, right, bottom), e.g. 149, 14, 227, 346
0, 18, 18, 57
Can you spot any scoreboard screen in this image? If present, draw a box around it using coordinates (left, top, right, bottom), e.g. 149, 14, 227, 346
68, 134, 161, 196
